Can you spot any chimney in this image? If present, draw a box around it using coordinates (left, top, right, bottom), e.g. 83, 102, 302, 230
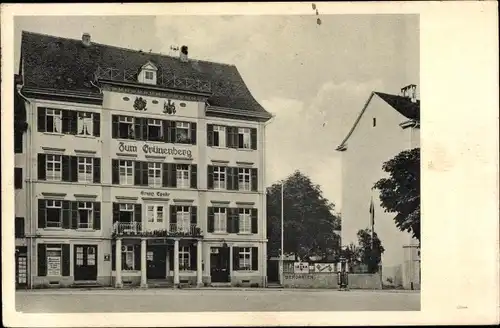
401, 84, 417, 103
180, 45, 188, 62
82, 33, 91, 47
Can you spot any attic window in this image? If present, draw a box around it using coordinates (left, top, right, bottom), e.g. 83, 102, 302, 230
145, 71, 154, 80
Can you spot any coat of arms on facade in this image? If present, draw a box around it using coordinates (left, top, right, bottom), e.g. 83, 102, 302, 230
163, 99, 177, 115
133, 97, 147, 111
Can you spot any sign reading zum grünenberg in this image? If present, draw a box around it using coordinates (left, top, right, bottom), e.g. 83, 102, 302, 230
118, 142, 193, 159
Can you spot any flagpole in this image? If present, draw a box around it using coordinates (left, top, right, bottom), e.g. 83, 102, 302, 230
280, 182, 284, 285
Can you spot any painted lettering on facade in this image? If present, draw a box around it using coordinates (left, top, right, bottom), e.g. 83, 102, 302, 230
284, 274, 315, 280
140, 191, 170, 197
118, 142, 192, 159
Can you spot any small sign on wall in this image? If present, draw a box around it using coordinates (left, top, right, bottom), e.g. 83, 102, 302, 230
293, 262, 310, 274
104, 254, 111, 261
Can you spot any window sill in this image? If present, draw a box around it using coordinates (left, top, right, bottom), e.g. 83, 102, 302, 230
75, 134, 96, 139
77, 228, 95, 231
212, 232, 228, 235
237, 232, 253, 235
43, 227, 64, 231
42, 132, 64, 136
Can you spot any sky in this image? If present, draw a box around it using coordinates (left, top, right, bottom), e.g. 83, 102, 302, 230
14, 14, 419, 212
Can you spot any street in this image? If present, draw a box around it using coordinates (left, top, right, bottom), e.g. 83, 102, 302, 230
16, 288, 420, 312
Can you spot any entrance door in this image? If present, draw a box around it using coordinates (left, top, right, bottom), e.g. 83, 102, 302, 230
147, 245, 167, 279
145, 204, 166, 232
210, 246, 230, 283
267, 260, 279, 283
74, 245, 98, 281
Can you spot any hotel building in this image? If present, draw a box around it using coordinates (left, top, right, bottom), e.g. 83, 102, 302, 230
14, 31, 273, 288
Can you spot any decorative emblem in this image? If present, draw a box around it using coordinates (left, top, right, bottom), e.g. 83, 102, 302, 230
133, 97, 147, 111
163, 99, 176, 115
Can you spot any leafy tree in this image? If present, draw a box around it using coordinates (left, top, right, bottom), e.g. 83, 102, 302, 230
266, 171, 341, 260
340, 243, 361, 267
373, 148, 420, 242
356, 228, 384, 273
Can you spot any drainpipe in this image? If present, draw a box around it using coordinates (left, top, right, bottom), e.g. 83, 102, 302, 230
262, 114, 275, 287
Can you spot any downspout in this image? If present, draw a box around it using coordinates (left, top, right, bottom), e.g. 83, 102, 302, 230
262, 114, 275, 287
17, 85, 33, 289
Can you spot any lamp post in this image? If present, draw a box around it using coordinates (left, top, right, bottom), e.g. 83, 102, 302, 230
279, 182, 284, 285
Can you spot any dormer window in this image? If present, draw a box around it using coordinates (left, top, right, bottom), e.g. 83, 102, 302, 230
138, 61, 158, 85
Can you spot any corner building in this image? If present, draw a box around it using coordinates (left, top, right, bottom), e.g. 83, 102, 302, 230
16, 32, 272, 288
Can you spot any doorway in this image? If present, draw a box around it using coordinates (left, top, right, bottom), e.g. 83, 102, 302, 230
267, 260, 279, 283
147, 245, 167, 279
74, 245, 98, 281
210, 246, 230, 283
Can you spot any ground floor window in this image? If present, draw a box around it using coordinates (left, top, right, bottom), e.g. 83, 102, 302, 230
239, 247, 252, 271
121, 245, 135, 271
179, 246, 190, 271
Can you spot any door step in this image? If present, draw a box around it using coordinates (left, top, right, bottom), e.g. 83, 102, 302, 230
72, 281, 101, 288
267, 283, 284, 289
210, 282, 232, 287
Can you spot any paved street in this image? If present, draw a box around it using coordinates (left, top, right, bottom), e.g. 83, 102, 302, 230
16, 288, 420, 312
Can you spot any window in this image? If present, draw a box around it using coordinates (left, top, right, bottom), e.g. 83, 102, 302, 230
239, 208, 251, 233
238, 168, 251, 191
119, 160, 134, 185
214, 207, 226, 233
176, 164, 190, 188
118, 116, 134, 139
238, 128, 251, 149
15, 217, 25, 238
77, 202, 93, 229
147, 119, 163, 141
78, 157, 93, 183
148, 162, 162, 187
145, 71, 154, 80
77, 112, 93, 136
75, 246, 84, 265
213, 125, 226, 147
175, 122, 191, 143
179, 246, 191, 271
46, 109, 62, 133
121, 245, 135, 271
46, 154, 62, 181
119, 203, 134, 223
15, 132, 23, 153
46, 246, 62, 276
15, 168, 22, 189
176, 206, 191, 233
239, 247, 252, 270
147, 205, 164, 223
214, 166, 226, 190
46, 200, 62, 228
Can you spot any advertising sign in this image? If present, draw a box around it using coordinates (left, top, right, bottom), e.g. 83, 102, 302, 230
47, 255, 61, 276
293, 262, 310, 274
312, 263, 336, 273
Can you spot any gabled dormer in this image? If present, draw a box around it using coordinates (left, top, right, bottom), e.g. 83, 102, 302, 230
138, 61, 158, 85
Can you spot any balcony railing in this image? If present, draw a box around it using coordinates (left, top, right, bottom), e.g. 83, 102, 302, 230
112, 222, 202, 238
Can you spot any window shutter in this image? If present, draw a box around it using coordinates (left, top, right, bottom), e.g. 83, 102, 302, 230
207, 165, 214, 189
207, 124, 214, 146
112, 203, 120, 224
232, 247, 240, 271
251, 247, 259, 271
38, 154, 46, 180
170, 205, 177, 225
94, 202, 101, 230
232, 128, 239, 148
232, 208, 240, 234
111, 244, 116, 270
141, 118, 148, 141
93, 158, 101, 183
207, 207, 214, 233
225, 126, 231, 148
93, 113, 100, 137
38, 107, 46, 132
162, 120, 169, 143
37, 243, 47, 276
134, 204, 142, 223
62, 244, 70, 276
251, 128, 257, 150
168, 163, 177, 187
111, 115, 118, 138
162, 163, 169, 187
14, 132, 23, 154
15, 217, 25, 238
226, 212, 233, 233
225, 167, 232, 190
190, 164, 197, 189
70, 111, 78, 135
190, 122, 197, 145
62, 156, 71, 182
169, 121, 177, 143
251, 209, 258, 234
190, 206, 197, 225
189, 244, 197, 270
15, 168, 22, 189
70, 156, 78, 182
71, 201, 78, 229
251, 168, 258, 191
38, 199, 46, 229
62, 110, 71, 134
112, 159, 120, 185
134, 161, 142, 186
134, 244, 141, 270
141, 161, 148, 186
62, 201, 71, 229
169, 248, 174, 270
134, 117, 143, 140
230, 167, 239, 191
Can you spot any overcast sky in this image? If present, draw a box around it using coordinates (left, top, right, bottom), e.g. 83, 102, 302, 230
14, 15, 419, 211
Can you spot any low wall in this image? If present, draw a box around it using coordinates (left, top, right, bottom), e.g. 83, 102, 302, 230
283, 272, 382, 289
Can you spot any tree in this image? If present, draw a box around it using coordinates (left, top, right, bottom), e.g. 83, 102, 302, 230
266, 171, 341, 260
373, 148, 420, 242
356, 228, 384, 273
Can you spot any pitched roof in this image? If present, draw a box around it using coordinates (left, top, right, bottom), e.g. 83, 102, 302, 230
20, 31, 271, 116
336, 91, 420, 151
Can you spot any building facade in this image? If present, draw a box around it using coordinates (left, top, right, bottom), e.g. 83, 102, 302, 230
336, 85, 420, 289
15, 31, 272, 288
